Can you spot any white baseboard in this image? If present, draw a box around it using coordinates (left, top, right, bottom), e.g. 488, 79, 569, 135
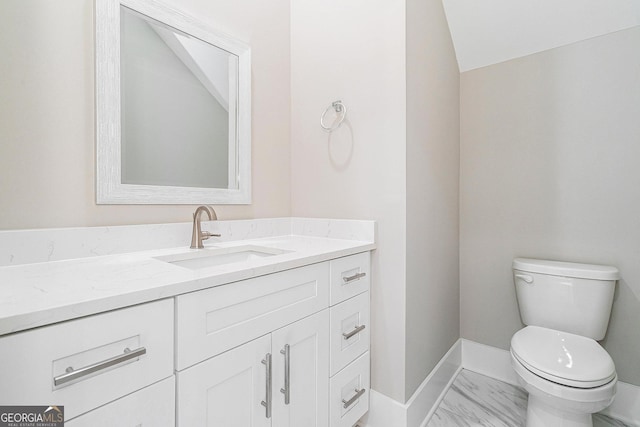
598, 381, 640, 426
358, 389, 407, 427
359, 339, 462, 427
461, 339, 519, 386
409, 340, 462, 427
461, 338, 640, 426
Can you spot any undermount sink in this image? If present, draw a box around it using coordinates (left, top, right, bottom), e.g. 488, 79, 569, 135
155, 245, 291, 270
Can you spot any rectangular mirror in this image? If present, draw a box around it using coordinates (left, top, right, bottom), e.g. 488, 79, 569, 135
96, 0, 251, 204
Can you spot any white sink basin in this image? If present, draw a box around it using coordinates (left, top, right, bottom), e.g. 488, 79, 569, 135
155, 245, 291, 270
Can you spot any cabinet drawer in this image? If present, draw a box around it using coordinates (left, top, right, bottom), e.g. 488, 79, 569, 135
176, 262, 329, 370
330, 252, 370, 305
66, 377, 175, 426
330, 352, 370, 427
330, 292, 370, 376
0, 299, 174, 420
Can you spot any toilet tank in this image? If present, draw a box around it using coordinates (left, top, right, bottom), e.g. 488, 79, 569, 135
513, 258, 619, 340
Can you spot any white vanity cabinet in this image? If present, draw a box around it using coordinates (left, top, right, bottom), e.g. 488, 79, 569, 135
177, 310, 329, 427
0, 248, 372, 427
175, 252, 370, 427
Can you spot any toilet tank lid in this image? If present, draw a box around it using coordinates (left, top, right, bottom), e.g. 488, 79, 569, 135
513, 258, 619, 280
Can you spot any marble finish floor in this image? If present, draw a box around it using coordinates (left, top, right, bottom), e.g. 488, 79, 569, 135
426, 369, 631, 427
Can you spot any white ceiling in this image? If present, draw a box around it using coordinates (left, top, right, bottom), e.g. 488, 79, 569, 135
442, 0, 640, 72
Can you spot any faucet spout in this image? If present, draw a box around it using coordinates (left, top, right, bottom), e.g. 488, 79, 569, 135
190, 205, 220, 249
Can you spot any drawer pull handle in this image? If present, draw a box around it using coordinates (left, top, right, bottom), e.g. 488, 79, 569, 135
261, 353, 272, 418
280, 344, 290, 405
343, 272, 366, 283
54, 346, 146, 387
342, 388, 366, 409
343, 324, 366, 340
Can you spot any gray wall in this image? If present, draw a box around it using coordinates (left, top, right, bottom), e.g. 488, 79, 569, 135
460, 27, 640, 385
405, 0, 460, 399
290, 0, 408, 402
291, 0, 461, 403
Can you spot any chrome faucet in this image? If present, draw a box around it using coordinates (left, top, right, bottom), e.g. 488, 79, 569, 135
190, 205, 221, 249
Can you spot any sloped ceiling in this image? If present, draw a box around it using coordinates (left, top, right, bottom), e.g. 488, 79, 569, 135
442, 0, 640, 72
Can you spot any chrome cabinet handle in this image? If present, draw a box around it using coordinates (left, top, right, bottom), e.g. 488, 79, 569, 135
342, 388, 366, 409
261, 353, 272, 418
343, 324, 366, 340
343, 272, 366, 283
53, 347, 146, 387
280, 344, 290, 405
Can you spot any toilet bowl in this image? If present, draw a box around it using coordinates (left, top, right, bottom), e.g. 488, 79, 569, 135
510, 258, 620, 427
511, 326, 616, 427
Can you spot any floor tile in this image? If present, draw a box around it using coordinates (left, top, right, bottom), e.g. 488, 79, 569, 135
427, 369, 633, 427
428, 370, 526, 427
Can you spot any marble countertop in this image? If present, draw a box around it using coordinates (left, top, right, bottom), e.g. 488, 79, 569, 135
0, 219, 375, 336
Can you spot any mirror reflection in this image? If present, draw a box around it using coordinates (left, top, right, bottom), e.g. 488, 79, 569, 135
120, 6, 238, 190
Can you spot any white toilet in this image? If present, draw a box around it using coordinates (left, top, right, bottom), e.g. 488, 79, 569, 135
510, 258, 619, 427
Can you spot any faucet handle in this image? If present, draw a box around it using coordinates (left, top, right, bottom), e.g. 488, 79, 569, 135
201, 231, 221, 240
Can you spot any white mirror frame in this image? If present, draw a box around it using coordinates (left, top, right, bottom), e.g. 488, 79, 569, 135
96, 0, 251, 204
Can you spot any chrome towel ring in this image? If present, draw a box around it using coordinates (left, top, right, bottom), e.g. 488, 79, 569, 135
320, 100, 347, 132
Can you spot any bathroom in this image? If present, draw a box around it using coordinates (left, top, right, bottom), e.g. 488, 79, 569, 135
0, 0, 639, 426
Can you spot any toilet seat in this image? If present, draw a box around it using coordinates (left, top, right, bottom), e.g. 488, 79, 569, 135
511, 350, 617, 408
511, 326, 615, 388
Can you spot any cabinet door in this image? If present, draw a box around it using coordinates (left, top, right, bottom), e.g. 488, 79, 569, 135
177, 335, 271, 427
272, 310, 330, 427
